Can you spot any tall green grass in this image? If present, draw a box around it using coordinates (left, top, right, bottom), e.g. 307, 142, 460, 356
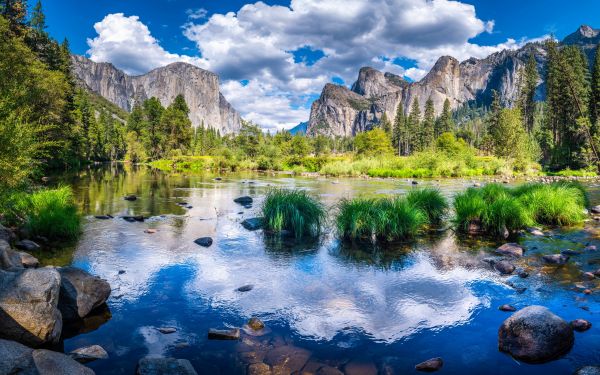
261, 189, 325, 239
453, 182, 587, 237
406, 188, 448, 224
13, 186, 81, 241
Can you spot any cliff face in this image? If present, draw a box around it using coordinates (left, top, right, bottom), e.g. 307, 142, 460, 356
71, 56, 241, 134
308, 25, 599, 137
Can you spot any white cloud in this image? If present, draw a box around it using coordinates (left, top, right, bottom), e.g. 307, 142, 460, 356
86, 1, 545, 129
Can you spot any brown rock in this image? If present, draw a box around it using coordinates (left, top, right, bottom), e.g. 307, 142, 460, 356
571, 319, 592, 332
344, 360, 377, 375
495, 243, 524, 258
415, 357, 443, 372
264, 346, 311, 374
58, 267, 111, 321
248, 363, 272, 375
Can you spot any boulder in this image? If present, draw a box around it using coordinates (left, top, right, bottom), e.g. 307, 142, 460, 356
591, 205, 600, 214
264, 345, 311, 374
69, 345, 109, 363
234, 196, 253, 205
194, 237, 213, 247
499, 304, 517, 312
415, 357, 443, 372
343, 360, 377, 375
0, 224, 15, 243
18, 252, 39, 268
33, 349, 95, 374
561, 249, 580, 256
208, 328, 240, 340
247, 317, 265, 331
585, 245, 597, 252
247, 363, 271, 375
15, 240, 41, 252
576, 366, 600, 375
571, 319, 592, 332
124, 195, 137, 201
495, 243, 524, 258
242, 218, 264, 231
527, 227, 545, 236
58, 267, 111, 321
0, 338, 34, 374
237, 284, 254, 292
137, 358, 198, 375
0, 268, 62, 346
542, 254, 570, 265
0, 240, 23, 271
158, 327, 177, 334
498, 305, 574, 363
494, 260, 515, 275
122, 215, 144, 222
94, 215, 113, 220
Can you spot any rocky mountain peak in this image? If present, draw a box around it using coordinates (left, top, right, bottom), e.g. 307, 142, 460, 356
351, 66, 406, 98
563, 25, 600, 45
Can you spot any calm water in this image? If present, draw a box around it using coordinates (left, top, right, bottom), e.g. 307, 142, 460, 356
48, 165, 600, 374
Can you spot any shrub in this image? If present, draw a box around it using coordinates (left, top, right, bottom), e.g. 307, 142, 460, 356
20, 186, 81, 241
261, 189, 325, 239
406, 188, 448, 224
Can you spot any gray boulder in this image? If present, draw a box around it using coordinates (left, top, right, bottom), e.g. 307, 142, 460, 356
0, 338, 35, 374
32, 349, 95, 374
15, 240, 41, 252
136, 357, 198, 375
0, 240, 39, 271
494, 260, 515, 275
542, 254, 570, 265
0, 224, 15, 243
495, 243, 524, 258
69, 345, 109, 363
0, 268, 62, 346
576, 366, 600, 375
498, 305, 574, 363
242, 218, 264, 231
194, 237, 213, 247
234, 196, 253, 205
58, 267, 111, 321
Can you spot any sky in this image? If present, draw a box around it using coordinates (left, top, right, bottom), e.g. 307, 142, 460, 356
41, 0, 600, 131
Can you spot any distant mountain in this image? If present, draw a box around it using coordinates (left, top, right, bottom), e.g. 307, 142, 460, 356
71, 56, 241, 134
307, 25, 599, 137
288, 121, 308, 135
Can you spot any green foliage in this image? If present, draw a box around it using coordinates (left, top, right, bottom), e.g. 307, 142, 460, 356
354, 128, 393, 157
482, 196, 533, 236
452, 188, 486, 232
261, 189, 325, 239
516, 183, 587, 225
406, 188, 448, 224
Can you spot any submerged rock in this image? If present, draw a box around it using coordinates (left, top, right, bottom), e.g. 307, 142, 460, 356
571, 319, 592, 332
527, 227, 545, 236
136, 357, 198, 375
247, 363, 271, 375
15, 239, 41, 252
158, 327, 177, 334
343, 360, 377, 375
94, 215, 113, 220
242, 218, 264, 231
34, 349, 95, 375
584, 245, 597, 252
494, 260, 515, 275
561, 249, 580, 256
69, 345, 109, 363
124, 195, 137, 201
543, 254, 570, 265
234, 196, 253, 205
415, 357, 443, 372
499, 304, 517, 312
237, 284, 254, 292
208, 328, 240, 340
495, 243, 524, 258
122, 215, 144, 222
58, 267, 111, 321
194, 237, 213, 247
0, 268, 62, 346
247, 317, 265, 331
498, 305, 574, 363
264, 345, 311, 374
576, 366, 600, 375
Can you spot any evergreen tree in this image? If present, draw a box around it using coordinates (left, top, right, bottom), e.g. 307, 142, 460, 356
0, 0, 27, 34
519, 54, 539, 133
435, 98, 454, 137
392, 102, 406, 155
142, 97, 165, 159
407, 98, 421, 153
421, 97, 435, 149
379, 112, 392, 134
161, 94, 192, 156
29, 0, 44, 32
591, 43, 600, 132
127, 103, 144, 134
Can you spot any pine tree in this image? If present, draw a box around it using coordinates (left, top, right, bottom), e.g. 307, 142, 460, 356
407, 98, 421, 153
519, 54, 539, 133
0, 0, 27, 35
379, 112, 392, 134
142, 97, 165, 159
591, 43, 600, 133
29, 0, 44, 32
421, 97, 435, 149
392, 102, 406, 155
161, 94, 192, 156
435, 98, 454, 137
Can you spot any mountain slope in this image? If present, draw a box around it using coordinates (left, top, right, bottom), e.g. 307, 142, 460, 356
307, 25, 598, 137
71, 56, 241, 134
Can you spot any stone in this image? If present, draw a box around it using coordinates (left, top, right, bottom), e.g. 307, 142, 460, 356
144, 229, 157, 234
214, 177, 222, 181
122, 215, 144, 222
0, 223, 15, 243
0, 268, 62, 346
264, 346, 311, 374
136, 357, 198, 375
499, 304, 517, 312
18, 252, 39, 268
317, 366, 344, 375
69, 345, 109, 363
498, 305, 574, 363
467, 221, 483, 235
583, 272, 596, 280
585, 245, 598, 251
242, 218, 264, 231
592, 205, 600, 214
15, 240, 41, 252
415, 357, 443, 372
32, 349, 95, 374
194, 237, 213, 247
343, 360, 378, 375
247, 317, 265, 331
518, 270, 529, 278
494, 260, 515, 275
576, 366, 600, 375
527, 227, 545, 236
0, 338, 35, 374
561, 249, 580, 256
158, 327, 177, 334
234, 196, 253, 205
0, 240, 23, 271
237, 284, 254, 292
571, 319, 592, 332
124, 195, 137, 201
543, 254, 570, 265
495, 243, 524, 258
94, 215, 113, 220
58, 267, 111, 321
248, 363, 271, 375
208, 328, 240, 340
412, 180, 419, 185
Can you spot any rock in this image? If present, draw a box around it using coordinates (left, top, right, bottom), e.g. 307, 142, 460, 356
494, 260, 515, 275
194, 237, 213, 247
343, 360, 378, 375
15, 239, 41, 252
237, 284, 254, 292
208, 328, 240, 340
543, 254, 570, 265
124, 195, 137, 201
136, 357, 198, 375
33, 349, 95, 374
473, 183, 482, 187
467, 220, 483, 235
499, 304, 517, 312
317, 366, 344, 375
498, 305, 574, 363
585, 245, 597, 251
234, 196, 253, 205
571, 319, 592, 332
415, 357, 443, 372
122, 215, 144, 222
58, 267, 111, 321
0, 240, 23, 270
0, 223, 15, 243
158, 327, 177, 334
144, 229, 157, 234
247, 317, 265, 331
69, 345, 109, 363
247, 363, 271, 375
591, 205, 600, 214
214, 177, 222, 181
527, 227, 545, 236
0, 268, 62, 346
583, 272, 596, 280
0, 338, 35, 374
575, 366, 600, 375
94, 215, 113, 220
518, 270, 529, 278
561, 249, 581, 256
17, 251, 39, 268
242, 218, 264, 231
495, 243, 524, 258
584, 289, 593, 295
264, 345, 311, 374
412, 180, 419, 185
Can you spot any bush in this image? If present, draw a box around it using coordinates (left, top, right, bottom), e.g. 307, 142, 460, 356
20, 186, 81, 241
406, 188, 448, 224
261, 189, 325, 239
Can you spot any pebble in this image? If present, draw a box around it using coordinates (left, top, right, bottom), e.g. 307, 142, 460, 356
571, 319, 592, 332
158, 327, 177, 334
499, 304, 517, 312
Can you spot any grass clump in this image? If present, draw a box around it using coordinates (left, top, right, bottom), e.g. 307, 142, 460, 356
261, 189, 325, 239
453, 182, 587, 237
20, 186, 81, 241
406, 188, 448, 224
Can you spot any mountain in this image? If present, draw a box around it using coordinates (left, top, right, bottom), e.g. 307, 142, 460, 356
71, 56, 241, 134
288, 121, 309, 135
307, 25, 599, 137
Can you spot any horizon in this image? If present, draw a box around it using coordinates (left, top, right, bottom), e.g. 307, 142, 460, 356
42, 0, 600, 131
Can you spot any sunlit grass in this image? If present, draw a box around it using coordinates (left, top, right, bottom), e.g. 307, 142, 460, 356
406, 188, 448, 224
261, 189, 325, 239
21, 186, 81, 241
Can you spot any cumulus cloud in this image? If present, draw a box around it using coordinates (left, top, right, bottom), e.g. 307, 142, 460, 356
86, 1, 545, 129
186, 8, 208, 20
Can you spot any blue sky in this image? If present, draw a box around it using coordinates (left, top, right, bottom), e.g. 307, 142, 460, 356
40, 0, 600, 129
